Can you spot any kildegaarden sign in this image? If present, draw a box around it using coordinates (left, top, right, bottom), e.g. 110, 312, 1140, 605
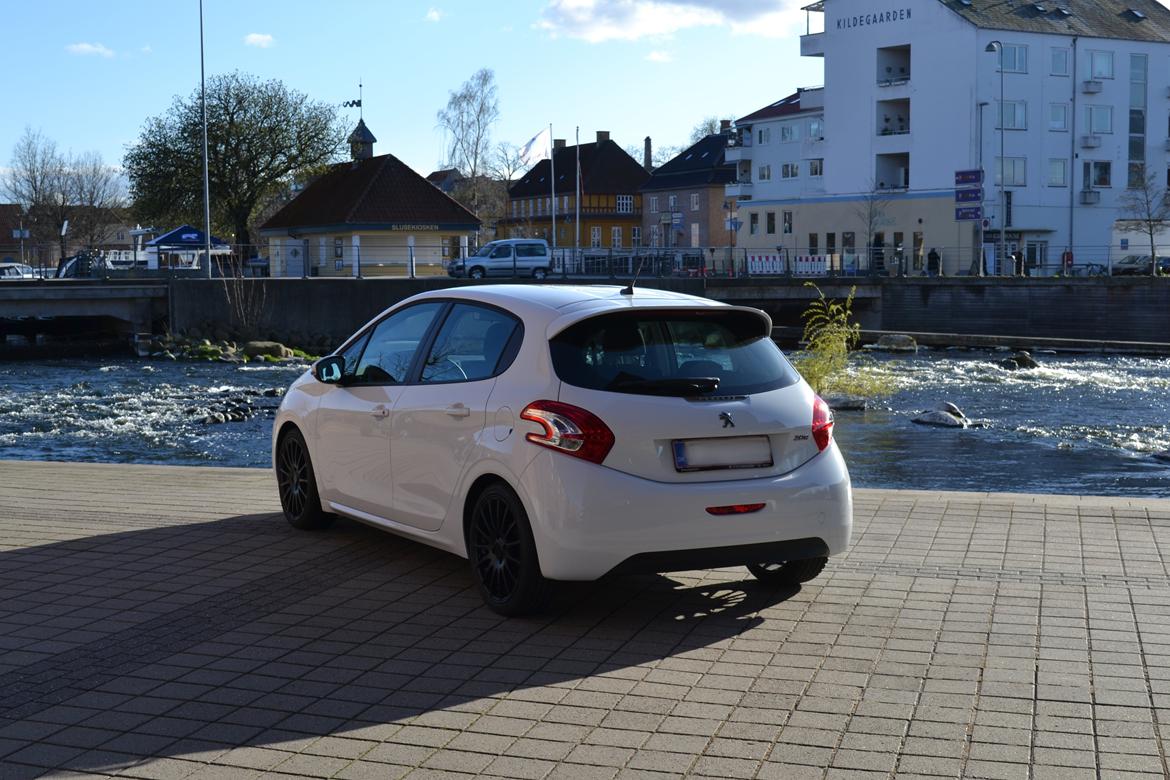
836, 8, 912, 29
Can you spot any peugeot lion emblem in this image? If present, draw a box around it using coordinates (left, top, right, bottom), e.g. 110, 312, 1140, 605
719, 412, 735, 429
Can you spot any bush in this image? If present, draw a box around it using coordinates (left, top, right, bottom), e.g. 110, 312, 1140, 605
789, 283, 895, 398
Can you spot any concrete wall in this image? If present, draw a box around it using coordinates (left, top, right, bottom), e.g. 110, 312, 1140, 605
169, 276, 1170, 350
170, 278, 706, 349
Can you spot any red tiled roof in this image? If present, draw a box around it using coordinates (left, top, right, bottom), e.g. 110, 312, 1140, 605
736, 92, 807, 124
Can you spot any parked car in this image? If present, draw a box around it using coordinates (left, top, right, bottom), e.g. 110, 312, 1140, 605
0, 262, 36, 279
449, 239, 553, 280
1111, 254, 1170, 276
272, 285, 853, 615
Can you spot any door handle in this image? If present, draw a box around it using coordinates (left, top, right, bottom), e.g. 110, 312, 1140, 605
445, 404, 471, 418
370, 406, 389, 418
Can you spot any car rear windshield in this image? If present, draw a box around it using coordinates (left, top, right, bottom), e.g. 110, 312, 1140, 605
549, 310, 802, 397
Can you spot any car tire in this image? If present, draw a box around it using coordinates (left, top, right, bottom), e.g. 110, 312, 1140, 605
747, 556, 827, 586
533, 268, 548, 280
276, 428, 334, 530
469, 267, 485, 280
467, 483, 548, 616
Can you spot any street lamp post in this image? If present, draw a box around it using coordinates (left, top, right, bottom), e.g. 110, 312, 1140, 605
976, 100, 989, 276
199, 0, 212, 280
985, 41, 1006, 276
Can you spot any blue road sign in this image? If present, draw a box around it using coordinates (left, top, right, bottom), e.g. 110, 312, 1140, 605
955, 169, 983, 186
955, 206, 983, 221
955, 188, 983, 203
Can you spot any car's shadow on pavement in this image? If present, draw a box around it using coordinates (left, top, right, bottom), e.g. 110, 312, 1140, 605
0, 510, 803, 776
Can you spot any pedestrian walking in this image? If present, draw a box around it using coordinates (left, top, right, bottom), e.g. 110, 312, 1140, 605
927, 247, 940, 277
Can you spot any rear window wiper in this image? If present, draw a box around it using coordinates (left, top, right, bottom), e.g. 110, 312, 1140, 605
607, 377, 720, 396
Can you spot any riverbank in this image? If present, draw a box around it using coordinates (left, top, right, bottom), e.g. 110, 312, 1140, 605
3, 459, 1169, 779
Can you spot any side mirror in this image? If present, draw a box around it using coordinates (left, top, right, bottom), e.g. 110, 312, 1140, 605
313, 355, 346, 384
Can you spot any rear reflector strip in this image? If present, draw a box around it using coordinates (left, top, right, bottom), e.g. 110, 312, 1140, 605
705, 503, 767, 516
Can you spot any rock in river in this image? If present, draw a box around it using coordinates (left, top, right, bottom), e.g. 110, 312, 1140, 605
824, 394, 868, 411
999, 350, 1040, 371
913, 402, 971, 428
873, 334, 918, 353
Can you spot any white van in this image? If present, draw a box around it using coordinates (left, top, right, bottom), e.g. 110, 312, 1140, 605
450, 239, 553, 280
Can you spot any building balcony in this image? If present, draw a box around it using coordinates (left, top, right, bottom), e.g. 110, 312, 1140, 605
725, 181, 753, 198
724, 145, 750, 163
1080, 189, 1101, 205
800, 32, 824, 57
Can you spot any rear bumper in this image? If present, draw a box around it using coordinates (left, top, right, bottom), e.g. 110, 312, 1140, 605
516, 442, 852, 580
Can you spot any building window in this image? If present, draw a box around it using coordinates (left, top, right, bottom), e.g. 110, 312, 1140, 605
996, 43, 1027, 73
668, 194, 677, 209
616, 195, 633, 213
1048, 159, 1068, 187
780, 124, 798, 142
842, 231, 855, 254
590, 226, 602, 247
782, 211, 793, 234
690, 223, 699, 248
611, 226, 622, 247
649, 195, 659, 213
809, 119, 823, 140
766, 211, 776, 234
997, 100, 1027, 130
632, 226, 641, 246
1087, 105, 1113, 134
759, 165, 773, 181
808, 158, 824, 177
1084, 160, 1111, 188
1050, 47, 1070, 76
334, 237, 343, 259
511, 202, 518, 217
690, 192, 700, 211
757, 127, 771, 145
780, 163, 798, 179
809, 233, 819, 255
1049, 103, 1068, 131
1089, 50, 1114, 79
650, 224, 660, 247
1129, 53, 1148, 189
826, 232, 836, 256
996, 157, 1026, 187
749, 213, 759, 235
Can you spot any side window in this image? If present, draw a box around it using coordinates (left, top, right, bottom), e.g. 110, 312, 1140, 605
516, 243, 545, 258
490, 245, 512, 259
353, 302, 443, 384
421, 304, 520, 383
338, 331, 371, 377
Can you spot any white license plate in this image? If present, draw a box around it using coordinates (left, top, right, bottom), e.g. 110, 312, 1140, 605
672, 436, 773, 472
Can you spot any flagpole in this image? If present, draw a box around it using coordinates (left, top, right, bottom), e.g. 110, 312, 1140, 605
549, 123, 557, 260
574, 126, 580, 271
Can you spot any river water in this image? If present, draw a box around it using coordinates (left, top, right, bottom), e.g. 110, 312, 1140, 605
1, 352, 1167, 497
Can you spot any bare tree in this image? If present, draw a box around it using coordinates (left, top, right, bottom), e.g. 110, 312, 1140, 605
1118, 166, 1170, 276
852, 182, 893, 274
689, 116, 721, 144
4, 128, 124, 263
488, 142, 525, 184
70, 151, 127, 250
436, 68, 499, 215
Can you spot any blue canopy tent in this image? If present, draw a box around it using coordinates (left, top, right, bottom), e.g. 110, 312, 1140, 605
144, 225, 232, 271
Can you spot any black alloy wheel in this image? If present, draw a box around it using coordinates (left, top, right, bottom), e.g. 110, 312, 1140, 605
468, 483, 547, 616
276, 429, 333, 530
747, 556, 827, 586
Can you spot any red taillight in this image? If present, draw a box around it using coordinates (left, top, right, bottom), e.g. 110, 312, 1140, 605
520, 400, 615, 465
812, 395, 834, 452
706, 503, 767, 516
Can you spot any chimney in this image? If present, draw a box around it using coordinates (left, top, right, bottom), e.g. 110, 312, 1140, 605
596, 130, 610, 143
720, 119, 732, 134
643, 136, 653, 172
553, 138, 566, 149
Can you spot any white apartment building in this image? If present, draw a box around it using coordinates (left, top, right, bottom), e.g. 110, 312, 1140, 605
731, 0, 1170, 275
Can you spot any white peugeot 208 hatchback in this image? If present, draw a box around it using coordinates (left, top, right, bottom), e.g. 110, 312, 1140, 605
273, 285, 852, 615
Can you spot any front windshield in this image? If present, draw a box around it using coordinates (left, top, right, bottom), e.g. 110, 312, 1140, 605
474, 243, 496, 257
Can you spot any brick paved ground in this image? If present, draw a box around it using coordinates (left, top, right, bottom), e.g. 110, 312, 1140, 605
2, 460, 1170, 779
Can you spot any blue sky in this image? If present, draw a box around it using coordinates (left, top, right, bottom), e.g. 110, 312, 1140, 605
0, 0, 825, 179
